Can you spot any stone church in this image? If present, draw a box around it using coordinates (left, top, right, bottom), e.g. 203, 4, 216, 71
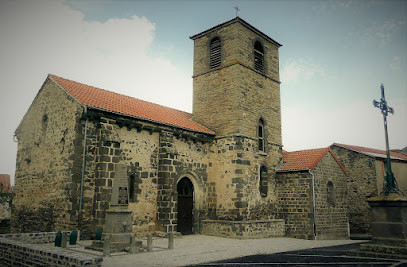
12, 17, 349, 240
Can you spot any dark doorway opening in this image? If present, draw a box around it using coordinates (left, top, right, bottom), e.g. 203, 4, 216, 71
177, 177, 194, 235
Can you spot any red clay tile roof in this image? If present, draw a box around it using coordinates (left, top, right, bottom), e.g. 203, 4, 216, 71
48, 74, 214, 135
278, 148, 348, 175
332, 143, 407, 161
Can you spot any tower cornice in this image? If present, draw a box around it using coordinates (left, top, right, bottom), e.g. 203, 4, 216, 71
190, 17, 282, 48
192, 61, 281, 84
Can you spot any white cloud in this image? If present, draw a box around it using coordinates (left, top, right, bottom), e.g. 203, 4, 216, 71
360, 19, 404, 47
0, 0, 192, 183
282, 99, 407, 152
389, 56, 401, 72
280, 58, 325, 86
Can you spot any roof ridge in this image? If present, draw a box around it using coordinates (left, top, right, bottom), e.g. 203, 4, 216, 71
332, 142, 407, 161
47, 74, 215, 135
279, 147, 348, 176
189, 17, 282, 47
308, 147, 329, 170
327, 148, 349, 176
283, 147, 329, 154
333, 142, 376, 150
48, 74, 193, 116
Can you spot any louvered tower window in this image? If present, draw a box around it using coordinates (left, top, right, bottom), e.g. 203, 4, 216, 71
254, 41, 264, 73
210, 37, 221, 69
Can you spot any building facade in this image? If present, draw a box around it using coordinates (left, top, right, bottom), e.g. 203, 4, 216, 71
0, 174, 12, 233
331, 143, 407, 235
276, 148, 349, 240
12, 18, 349, 240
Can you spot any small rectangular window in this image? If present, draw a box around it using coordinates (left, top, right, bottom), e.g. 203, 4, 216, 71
258, 125, 263, 138
129, 174, 135, 202
259, 139, 264, 152
260, 166, 268, 197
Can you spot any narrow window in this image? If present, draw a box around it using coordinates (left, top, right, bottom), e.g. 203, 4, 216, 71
42, 114, 48, 129
210, 37, 221, 69
258, 119, 265, 152
259, 166, 268, 197
327, 181, 335, 206
254, 41, 264, 73
129, 173, 135, 202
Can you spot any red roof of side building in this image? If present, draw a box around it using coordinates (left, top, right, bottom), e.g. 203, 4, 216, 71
278, 148, 348, 176
48, 74, 215, 135
332, 143, 407, 161
0, 174, 12, 193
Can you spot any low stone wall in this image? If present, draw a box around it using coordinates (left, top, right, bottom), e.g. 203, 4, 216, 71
0, 231, 72, 244
202, 219, 285, 239
0, 237, 103, 267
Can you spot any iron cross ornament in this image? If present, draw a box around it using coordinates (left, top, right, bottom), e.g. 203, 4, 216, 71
373, 83, 399, 195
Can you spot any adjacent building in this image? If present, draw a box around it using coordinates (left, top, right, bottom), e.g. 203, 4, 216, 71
331, 143, 407, 235
276, 148, 349, 240
0, 174, 12, 233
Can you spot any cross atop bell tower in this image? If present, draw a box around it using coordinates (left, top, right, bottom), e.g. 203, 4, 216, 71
190, 17, 283, 147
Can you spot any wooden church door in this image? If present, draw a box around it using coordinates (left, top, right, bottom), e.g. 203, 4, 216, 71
177, 178, 194, 234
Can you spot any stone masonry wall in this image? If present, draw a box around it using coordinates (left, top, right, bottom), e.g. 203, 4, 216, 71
12, 78, 83, 233
170, 134, 211, 233
201, 219, 284, 239
192, 21, 281, 142
0, 231, 72, 244
192, 21, 280, 85
312, 153, 348, 240
80, 112, 215, 235
331, 146, 378, 235
84, 114, 285, 237
276, 171, 314, 240
81, 114, 161, 236
0, 237, 102, 267
207, 136, 282, 223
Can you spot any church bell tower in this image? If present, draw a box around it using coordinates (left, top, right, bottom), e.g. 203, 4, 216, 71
190, 17, 282, 146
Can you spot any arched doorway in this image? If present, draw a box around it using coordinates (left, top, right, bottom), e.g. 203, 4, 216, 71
177, 177, 194, 234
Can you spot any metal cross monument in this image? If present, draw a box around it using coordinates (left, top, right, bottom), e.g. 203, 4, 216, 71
373, 83, 399, 195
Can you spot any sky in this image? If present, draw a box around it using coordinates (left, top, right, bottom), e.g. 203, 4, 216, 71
1, 0, 406, 185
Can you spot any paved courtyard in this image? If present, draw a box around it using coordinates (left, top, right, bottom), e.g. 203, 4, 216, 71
93, 235, 363, 266
204, 242, 406, 266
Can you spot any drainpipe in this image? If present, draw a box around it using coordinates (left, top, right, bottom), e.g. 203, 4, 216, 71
309, 169, 317, 240
79, 106, 88, 216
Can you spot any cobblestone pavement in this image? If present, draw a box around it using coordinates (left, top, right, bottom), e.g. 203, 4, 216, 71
98, 235, 363, 266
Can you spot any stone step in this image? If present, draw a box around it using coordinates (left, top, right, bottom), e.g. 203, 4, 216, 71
348, 249, 407, 260
359, 243, 407, 255
86, 240, 142, 252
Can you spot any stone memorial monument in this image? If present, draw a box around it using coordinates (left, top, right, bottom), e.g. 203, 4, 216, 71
90, 164, 138, 252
